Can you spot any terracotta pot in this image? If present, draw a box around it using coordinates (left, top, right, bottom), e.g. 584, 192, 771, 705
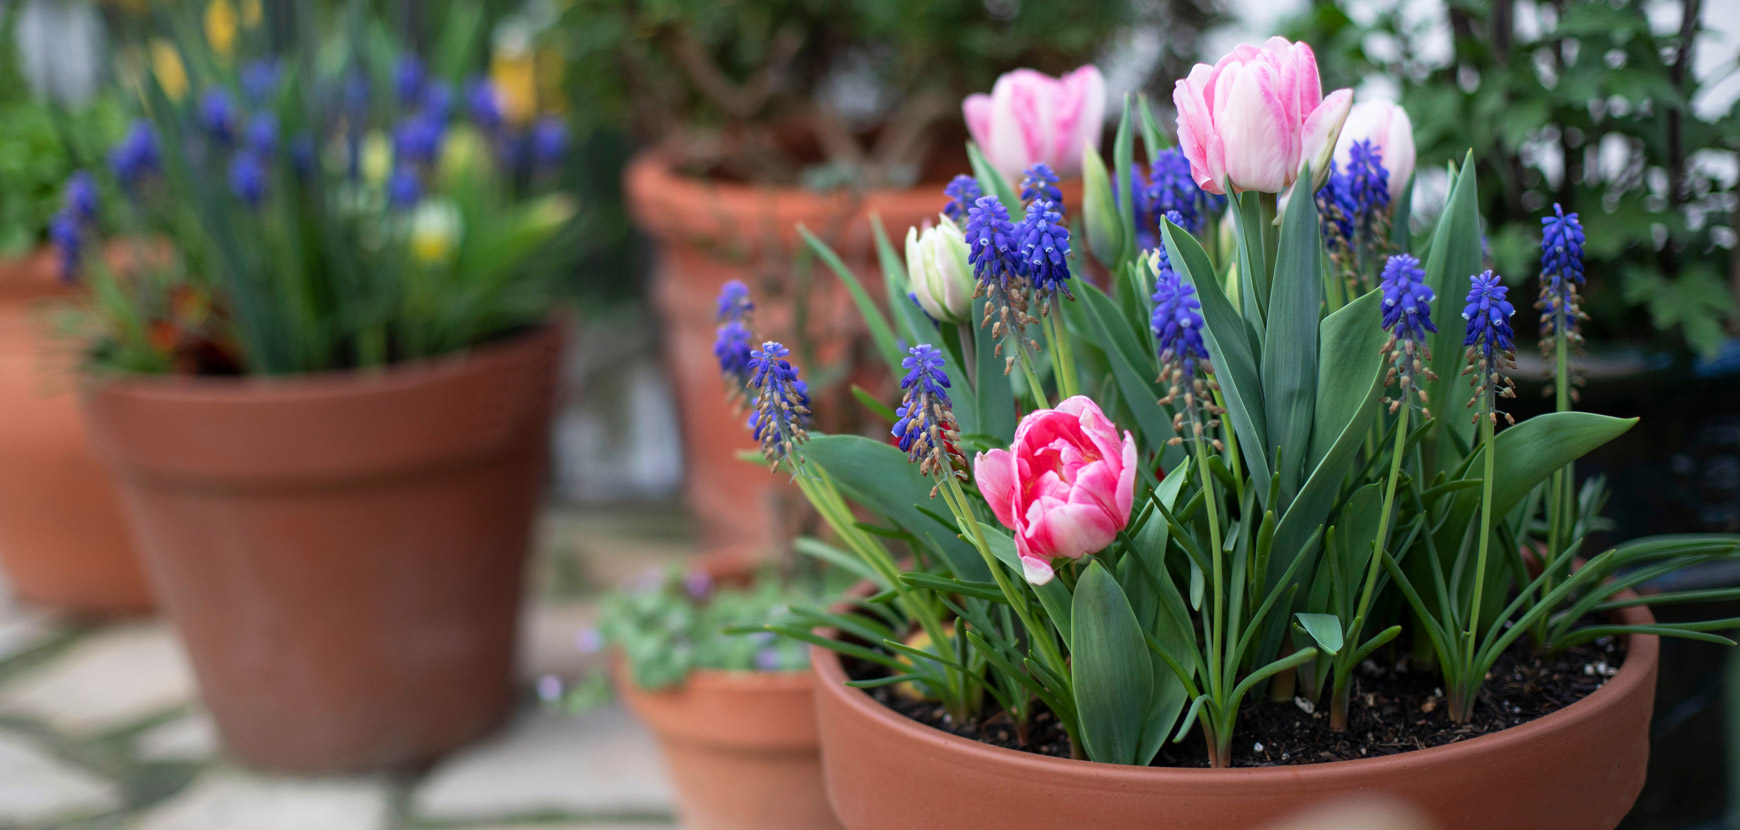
81, 324, 563, 771
813, 602, 1659, 830
619, 662, 841, 830
0, 247, 152, 613
623, 152, 948, 553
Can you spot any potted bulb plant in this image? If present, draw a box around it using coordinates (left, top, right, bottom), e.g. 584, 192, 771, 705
61, 6, 579, 771
579, 563, 837, 830
717, 36, 1740, 829
560, 0, 1175, 552
0, 2, 148, 613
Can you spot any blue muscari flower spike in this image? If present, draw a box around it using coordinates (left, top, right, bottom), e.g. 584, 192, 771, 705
531, 117, 569, 168
387, 166, 421, 208
892, 344, 964, 484
1154, 209, 1184, 275
394, 115, 444, 168
246, 113, 278, 157
944, 175, 981, 223
228, 152, 268, 207
396, 55, 426, 105
466, 78, 503, 133
1020, 163, 1063, 211
1316, 161, 1355, 252
65, 171, 98, 224
1461, 270, 1518, 424
422, 80, 454, 121
747, 341, 812, 471
715, 280, 754, 324
241, 59, 280, 105
965, 195, 1019, 289
1148, 148, 1205, 234
109, 121, 158, 190
199, 88, 238, 146
1538, 203, 1587, 345
50, 211, 81, 283
1150, 248, 1222, 448
1379, 254, 1437, 413
1015, 199, 1072, 301
1346, 139, 1391, 233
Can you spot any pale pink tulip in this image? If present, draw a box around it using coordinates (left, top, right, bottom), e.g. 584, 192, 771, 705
963, 65, 1106, 183
974, 396, 1136, 585
1335, 99, 1416, 202
1172, 37, 1352, 195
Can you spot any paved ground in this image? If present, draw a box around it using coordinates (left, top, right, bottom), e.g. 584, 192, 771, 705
0, 505, 698, 830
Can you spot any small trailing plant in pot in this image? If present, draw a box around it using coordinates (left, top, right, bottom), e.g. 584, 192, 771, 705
59, 3, 579, 771
568, 0, 1193, 552
548, 564, 838, 830
711, 34, 1740, 830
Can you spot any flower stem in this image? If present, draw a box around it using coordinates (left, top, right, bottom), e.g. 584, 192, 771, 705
1014, 337, 1050, 411
1191, 437, 1227, 703
1460, 411, 1499, 720
1333, 404, 1410, 730
1048, 295, 1079, 399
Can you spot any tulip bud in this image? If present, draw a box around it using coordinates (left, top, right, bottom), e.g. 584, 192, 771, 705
1335, 100, 1416, 203
1082, 145, 1122, 267
906, 218, 973, 322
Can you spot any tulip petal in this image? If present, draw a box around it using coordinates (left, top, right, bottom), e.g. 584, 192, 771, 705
1299, 88, 1353, 193
1215, 60, 1294, 193
1020, 554, 1056, 586
963, 94, 993, 150
975, 449, 1020, 530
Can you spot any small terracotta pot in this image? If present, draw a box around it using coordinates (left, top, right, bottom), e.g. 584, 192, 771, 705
813, 602, 1659, 830
618, 662, 841, 830
81, 324, 562, 771
623, 152, 945, 552
0, 247, 152, 613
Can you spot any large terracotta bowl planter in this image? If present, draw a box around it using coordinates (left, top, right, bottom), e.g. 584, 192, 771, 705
0, 247, 151, 613
623, 152, 946, 552
81, 324, 563, 771
812, 602, 1659, 830
618, 663, 840, 830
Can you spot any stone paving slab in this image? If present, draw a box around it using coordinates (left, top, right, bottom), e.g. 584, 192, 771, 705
0, 576, 62, 665
519, 599, 604, 682
133, 770, 392, 830
411, 707, 672, 823
0, 622, 195, 735
0, 729, 121, 827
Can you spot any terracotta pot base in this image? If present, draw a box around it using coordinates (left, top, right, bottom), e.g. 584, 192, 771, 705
82, 325, 562, 770
813, 603, 1659, 830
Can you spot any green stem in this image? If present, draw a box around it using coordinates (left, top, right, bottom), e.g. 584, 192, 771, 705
1334, 404, 1410, 729
1463, 413, 1498, 689
1540, 332, 1571, 645
1191, 437, 1227, 701
942, 475, 1069, 685
1048, 296, 1079, 399
1014, 337, 1050, 411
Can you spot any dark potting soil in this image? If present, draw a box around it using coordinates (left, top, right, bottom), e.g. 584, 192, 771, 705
849, 633, 1625, 768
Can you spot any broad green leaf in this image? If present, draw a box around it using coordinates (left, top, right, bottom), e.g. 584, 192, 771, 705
1114, 95, 1138, 266
805, 435, 989, 581
1419, 154, 1484, 472
1071, 561, 1157, 765
1163, 219, 1271, 497
1261, 166, 1323, 507
1306, 291, 1386, 469
971, 296, 1015, 442
1295, 612, 1344, 655
1075, 282, 1177, 452
1233, 192, 1270, 329
800, 225, 904, 376
1331, 482, 1384, 607
1137, 94, 1172, 160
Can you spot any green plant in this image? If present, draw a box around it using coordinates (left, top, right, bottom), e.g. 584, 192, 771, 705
59, 2, 579, 376
556, 0, 1216, 188
603, 568, 813, 691
1288, 0, 1739, 355
713, 35, 1740, 770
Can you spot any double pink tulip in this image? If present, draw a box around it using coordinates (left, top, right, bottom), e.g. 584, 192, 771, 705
974, 397, 1136, 586
964, 65, 1106, 183
1172, 37, 1353, 195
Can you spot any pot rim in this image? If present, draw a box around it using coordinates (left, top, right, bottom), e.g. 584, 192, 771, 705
813, 600, 1657, 781
627, 148, 947, 204
80, 318, 566, 401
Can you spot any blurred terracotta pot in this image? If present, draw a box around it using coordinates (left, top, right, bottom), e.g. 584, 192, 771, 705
81, 324, 562, 771
619, 661, 840, 830
812, 602, 1659, 830
0, 247, 151, 613
623, 152, 943, 553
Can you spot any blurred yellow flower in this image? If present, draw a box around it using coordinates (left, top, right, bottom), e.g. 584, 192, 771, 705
438, 124, 492, 185
149, 40, 188, 102
205, 0, 237, 59
490, 25, 537, 127
361, 131, 392, 185
241, 0, 261, 26
411, 201, 463, 264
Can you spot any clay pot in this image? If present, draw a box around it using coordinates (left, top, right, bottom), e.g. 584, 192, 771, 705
0, 247, 152, 613
623, 152, 946, 553
812, 602, 1659, 830
81, 324, 563, 771
619, 663, 841, 830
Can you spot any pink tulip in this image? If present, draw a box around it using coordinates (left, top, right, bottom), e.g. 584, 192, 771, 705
963, 65, 1106, 183
974, 396, 1137, 585
1335, 99, 1416, 203
1172, 37, 1353, 195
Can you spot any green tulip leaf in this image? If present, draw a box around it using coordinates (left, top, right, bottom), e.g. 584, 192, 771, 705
804, 435, 989, 581
1071, 560, 1157, 765
1294, 612, 1344, 656
1262, 165, 1324, 507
